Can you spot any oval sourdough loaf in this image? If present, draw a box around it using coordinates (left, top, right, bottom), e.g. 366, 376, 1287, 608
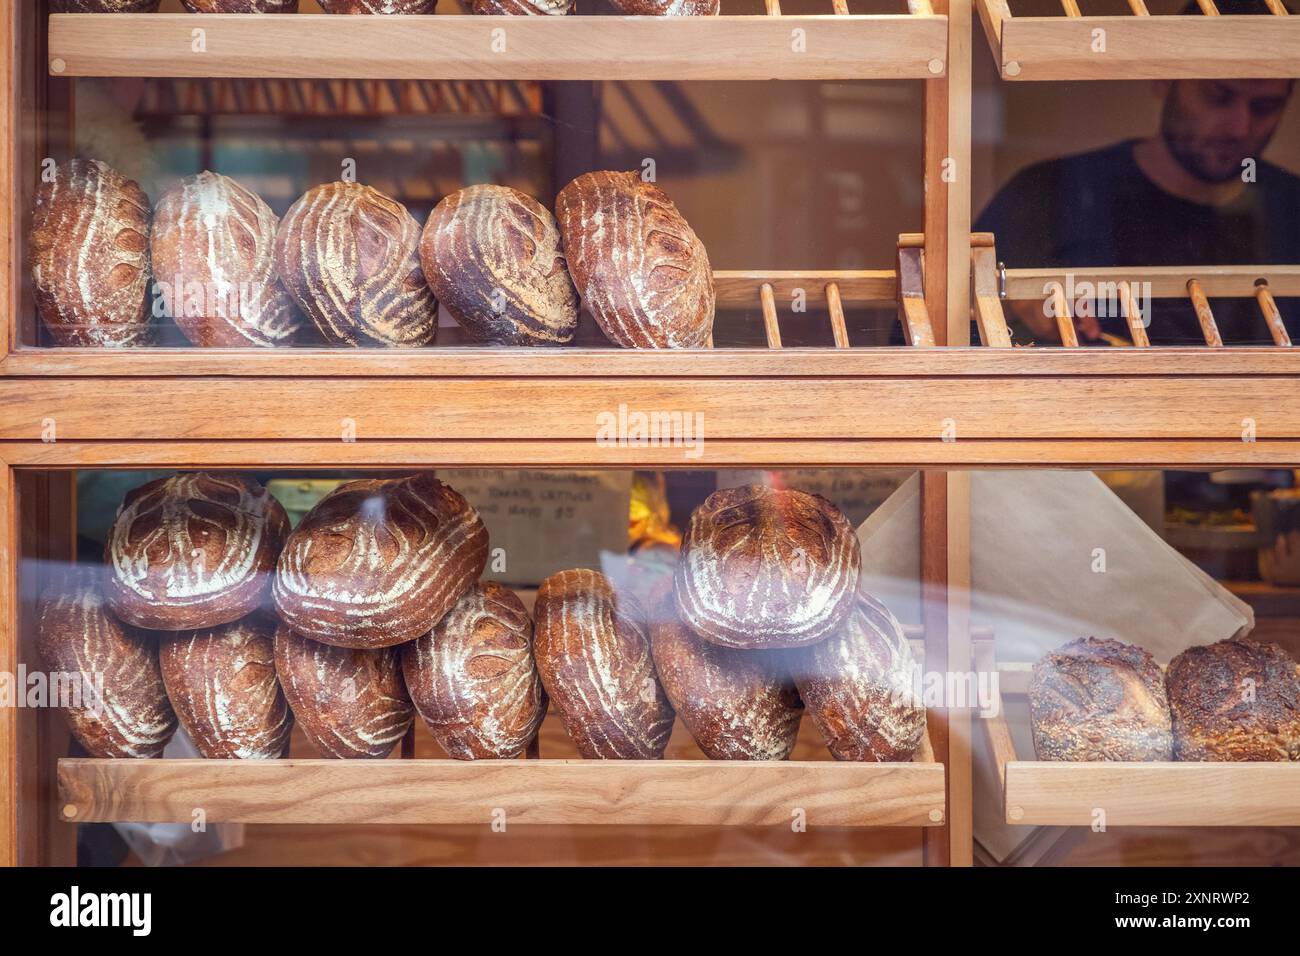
30, 158, 152, 347
555, 170, 714, 348
321, 0, 437, 10
275, 623, 413, 758
105, 473, 289, 632
674, 484, 861, 649
649, 593, 802, 760
273, 473, 488, 649
37, 567, 177, 759
274, 181, 438, 347
151, 171, 299, 347
180, 0, 299, 10
402, 582, 546, 759
791, 591, 925, 762
420, 184, 578, 345
52, 0, 161, 10
607, 0, 718, 12
534, 569, 674, 758
471, 0, 573, 12
160, 613, 293, 759
1029, 636, 1173, 761
1167, 638, 1300, 761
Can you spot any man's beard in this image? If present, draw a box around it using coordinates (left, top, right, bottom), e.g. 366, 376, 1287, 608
1162, 129, 1251, 185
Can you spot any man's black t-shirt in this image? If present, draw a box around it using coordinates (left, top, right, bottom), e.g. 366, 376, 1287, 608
974, 140, 1300, 344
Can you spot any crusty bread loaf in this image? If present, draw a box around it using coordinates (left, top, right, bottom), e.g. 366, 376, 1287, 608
674, 485, 861, 649
106, 473, 289, 632
1167, 639, 1300, 761
420, 185, 578, 345
607, 0, 718, 12
151, 171, 299, 348
180, 0, 299, 10
159, 613, 293, 759
1029, 637, 1173, 761
37, 567, 176, 759
555, 170, 714, 349
30, 159, 152, 348
52, 0, 161, 11
402, 582, 546, 759
274, 181, 438, 347
649, 594, 801, 760
471, 0, 573, 12
274, 623, 413, 759
534, 569, 674, 758
320, 0, 437, 10
791, 592, 925, 762
273, 474, 488, 649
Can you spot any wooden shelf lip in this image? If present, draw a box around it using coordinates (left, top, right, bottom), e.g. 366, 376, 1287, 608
57, 757, 946, 828
47, 13, 949, 82
1005, 760, 1300, 827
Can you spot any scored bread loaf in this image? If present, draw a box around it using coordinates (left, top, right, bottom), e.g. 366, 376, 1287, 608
419, 185, 578, 345
790, 591, 925, 762
674, 485, 861, 649
534, 569, 674, 759
273, 473, 488, 649
52, 0, 161, 10
607, 0, 718, 12
274, 623, 414, 759
106, 473, 289, 632
402, 582, 546, 759
555, 170, 714, 349
649, 593, 801, 760
274, 181, 438, 347
1167, 639, 1300, 761
151, 171, 299, 348
1029, 636, 1173, 761
180, 0, 299, 10
159, 613, 293, 759
30, 158, 152, 348
37, 567, 177, 759
320, 0, 437, 9
470, 0, 573, 12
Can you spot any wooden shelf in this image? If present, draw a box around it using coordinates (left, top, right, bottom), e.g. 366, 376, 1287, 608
57, 756, 946, 828
47, 13, 948, 82
976, 2, 1300, 81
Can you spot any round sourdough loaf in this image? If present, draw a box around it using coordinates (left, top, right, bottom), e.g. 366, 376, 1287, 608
159, 613, 293, 759
1029, 636, 1173, 761
607, 0, 718, 12
151, 171, 299, 347
275, 623, 413, 758
106, 473, 289, 632
273, 474, 488, 649
52, 1, 161, 10
534, 569, 674, 759
180, 0, 299, 10
1167, 639, 1300, 761
555, 170, 714, 349
471, 0, 573, 12
420, 185, 578, 345
674, 485, 861, 649
402, 582, 546, 759
37, 567, 177, 759
30, 158, 152, 347
790, 591, 925, 762
649, 593, 801, 760
274, 181, 438, 347
320, 0, 437, 9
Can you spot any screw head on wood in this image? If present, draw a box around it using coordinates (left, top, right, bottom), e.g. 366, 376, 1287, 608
1009, 805, 1025, 821
50, 58, 67, 74
927, 58, 944, 75
928, 808, 944, 822
1004, 61, 1022, 77
62, 804, 78, 819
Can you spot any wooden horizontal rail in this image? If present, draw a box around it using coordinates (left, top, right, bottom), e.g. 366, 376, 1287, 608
713, 270, 896, 305
1003, 265, 1300, 300
47, 13, 949, 81
57, 757, 946, 827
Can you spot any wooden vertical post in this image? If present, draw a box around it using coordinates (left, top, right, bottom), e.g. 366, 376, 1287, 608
0, 461, 15, 867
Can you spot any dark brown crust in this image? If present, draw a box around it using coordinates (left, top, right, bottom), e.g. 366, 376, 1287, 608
607, 0, 718, 12
320, 0, 437, 10
534, 569, 674, 759
272, 473, 488, 649
159, 614, 293, 759
673, 484, 861, 649
180, 0, 299, 10
52, 0, 161, 10
470, 0, 572, 11
1167, 639, 1300, 762
1029, 637, 1173, 762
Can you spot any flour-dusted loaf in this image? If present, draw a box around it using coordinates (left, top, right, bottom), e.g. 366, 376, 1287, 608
420, 185, 578, 345
555, 170, 714, 349
151, 171, 299, 348
273, 473, 488, 649
274, 181, 438, 347
274, 623, 413, 758
320, 0, 438, 10
37, 567, 177, 759
1029, 637, 1173, 761
1167, 639, 1300, 761
534, 569, 674, 758
471, 0, 573, 12
106, 473, 289, 632
30, 159, 152, 348
607, 0, 718, 12
52, 0, 161, 11
674, 485, 861, 649
180, 0, 299, 10
159, 613, 293, 759
402, 582, 546, 759
790, 591, 925, 762
649, 594, 801, 760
